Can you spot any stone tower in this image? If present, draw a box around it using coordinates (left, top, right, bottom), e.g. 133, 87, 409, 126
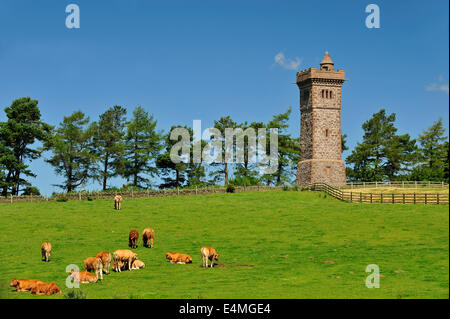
296, 52, 346, 186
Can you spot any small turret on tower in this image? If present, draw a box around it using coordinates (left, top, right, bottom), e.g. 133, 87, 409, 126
320, 51, 334, 71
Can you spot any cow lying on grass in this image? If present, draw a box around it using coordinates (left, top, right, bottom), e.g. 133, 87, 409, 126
83, 257, 103, 281
113, 249, 138, 272
31, 282, 61, 295
10, 279, 61, 295
129, 229, 139, 249
96, 252, 112, 274
114, 195, 123, 210
142, 228, 155, 248
41, 242, 52, 262
10, 279, 44, 292
166, 252, 193, 264
201, 247, 219, 268
70, 270, 99, 283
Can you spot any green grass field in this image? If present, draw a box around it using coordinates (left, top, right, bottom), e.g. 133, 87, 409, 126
0, 190, 448, 299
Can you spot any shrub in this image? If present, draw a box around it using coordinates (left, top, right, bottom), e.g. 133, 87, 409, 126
226, 184, 235, 193
22, 186, 41, 196
56, 196, 68, 202
283, 185, 289, 191
87, 196, 94, 201
293, 185, 299, 191
64, 289, 86, 299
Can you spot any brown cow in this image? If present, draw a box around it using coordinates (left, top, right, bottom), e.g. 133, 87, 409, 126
129, 229, 139, 249
114, 195, 123, 210
201, 247, 219, 268
142, 228, 155, 248
10, 279, 45, 292
83, 257, 103, 281
171, 253, 193, 264
41, 242, 52, 262
113, 249, 138, 272
96, 252, 112, 274
31, 282, 61, 295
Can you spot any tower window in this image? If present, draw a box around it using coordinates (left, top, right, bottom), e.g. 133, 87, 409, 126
329, 91, 333, 98
325, 129, 329, 137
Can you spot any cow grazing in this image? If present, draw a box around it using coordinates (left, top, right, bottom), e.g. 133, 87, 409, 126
113, 249, 138, 272
10, 279, 45, 292
129, 229, 139, 249
201, 247, 219, 268
41, 242, 52, 262
142, 228, 155, 248
131, 259, 145, 270
31, 282, 61, 295
114, 195, 123, 210
96, 252, 112, 274
70, 270, 98, 283
83, 257, 103, 281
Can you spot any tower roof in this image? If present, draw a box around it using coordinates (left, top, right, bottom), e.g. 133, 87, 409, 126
320, 51, 334, 70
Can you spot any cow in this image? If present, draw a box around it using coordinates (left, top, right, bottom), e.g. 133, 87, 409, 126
131, 259, 145, 270
70, 270, 98, 284
113, 249, 138, 272
83, 257, 103, 281
166, 252, 192, 264
30, 282, 61, 295
129, 229, 139, 249
114, 195, 123, 210
112, 260, 127, 272
201, 247, 219, 268
41, 242, 52, 262
96, 252, 112, 274
142, 228, 155, 248
10, 279, 45, 292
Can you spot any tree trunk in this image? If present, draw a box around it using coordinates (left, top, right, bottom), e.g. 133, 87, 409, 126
224, 162, 228, 185
103, 155, 109, 191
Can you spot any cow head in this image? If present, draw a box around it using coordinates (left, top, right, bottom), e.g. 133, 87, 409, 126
10, 279, 19, 287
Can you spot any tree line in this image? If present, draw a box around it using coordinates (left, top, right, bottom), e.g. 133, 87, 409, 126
0, 97, 448, 196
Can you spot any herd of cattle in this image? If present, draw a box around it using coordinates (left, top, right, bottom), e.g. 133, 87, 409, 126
9, 195, 220, 296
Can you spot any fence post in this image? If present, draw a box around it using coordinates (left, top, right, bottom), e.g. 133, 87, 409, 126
10, 194, 13, 204
415, 181, 417, 188
375, 181, 378, 188
350, 192, 353, 202
380, 193, 383, 204
414, 193, 416, 204
437, 193, 440, 205
196, 186, 198, 195
403, 193, 405, 204
425, 193, 427, 204
360, 192, 362, 202
370, 193, 373, 203
392, 193, 394, 204
79, 193, 81, 201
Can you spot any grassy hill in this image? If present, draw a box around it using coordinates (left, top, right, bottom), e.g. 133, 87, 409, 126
0, 190, 448, 299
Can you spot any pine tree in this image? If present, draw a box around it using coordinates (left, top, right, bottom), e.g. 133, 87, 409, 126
46, 111, 96, 192
0, 97, 52, 196
91, 105, 127, 190
123, 106, 162, 188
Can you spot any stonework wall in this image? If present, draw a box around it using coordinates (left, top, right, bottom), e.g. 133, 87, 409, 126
296, 62, 346, 187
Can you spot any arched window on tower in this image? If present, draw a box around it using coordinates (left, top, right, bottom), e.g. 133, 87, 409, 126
325, 90, 328, 99
325, 129, 329, 137
321, 90, 325, 98
329, 91, 333, 99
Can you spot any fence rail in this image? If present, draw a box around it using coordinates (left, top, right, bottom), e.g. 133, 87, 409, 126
341, 181, 448, 189
311, 182, 448, 205
0, 186, 284, 204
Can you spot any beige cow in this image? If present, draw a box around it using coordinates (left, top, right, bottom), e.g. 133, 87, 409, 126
113, 249, 138, 272
96, 252, 112, 274
83, 257, 103, 281
114, 195, 123, 210
41, 242, 52, 262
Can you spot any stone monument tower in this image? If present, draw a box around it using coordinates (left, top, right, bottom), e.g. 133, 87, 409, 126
296, 52, 346, 186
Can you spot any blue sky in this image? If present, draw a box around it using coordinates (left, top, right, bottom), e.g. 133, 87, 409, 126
0, 0, 448, 195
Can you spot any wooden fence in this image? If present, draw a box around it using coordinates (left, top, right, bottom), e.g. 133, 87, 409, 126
0, 186, 284, 204
312, 183, 449, 205
341, 181, 448, 189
